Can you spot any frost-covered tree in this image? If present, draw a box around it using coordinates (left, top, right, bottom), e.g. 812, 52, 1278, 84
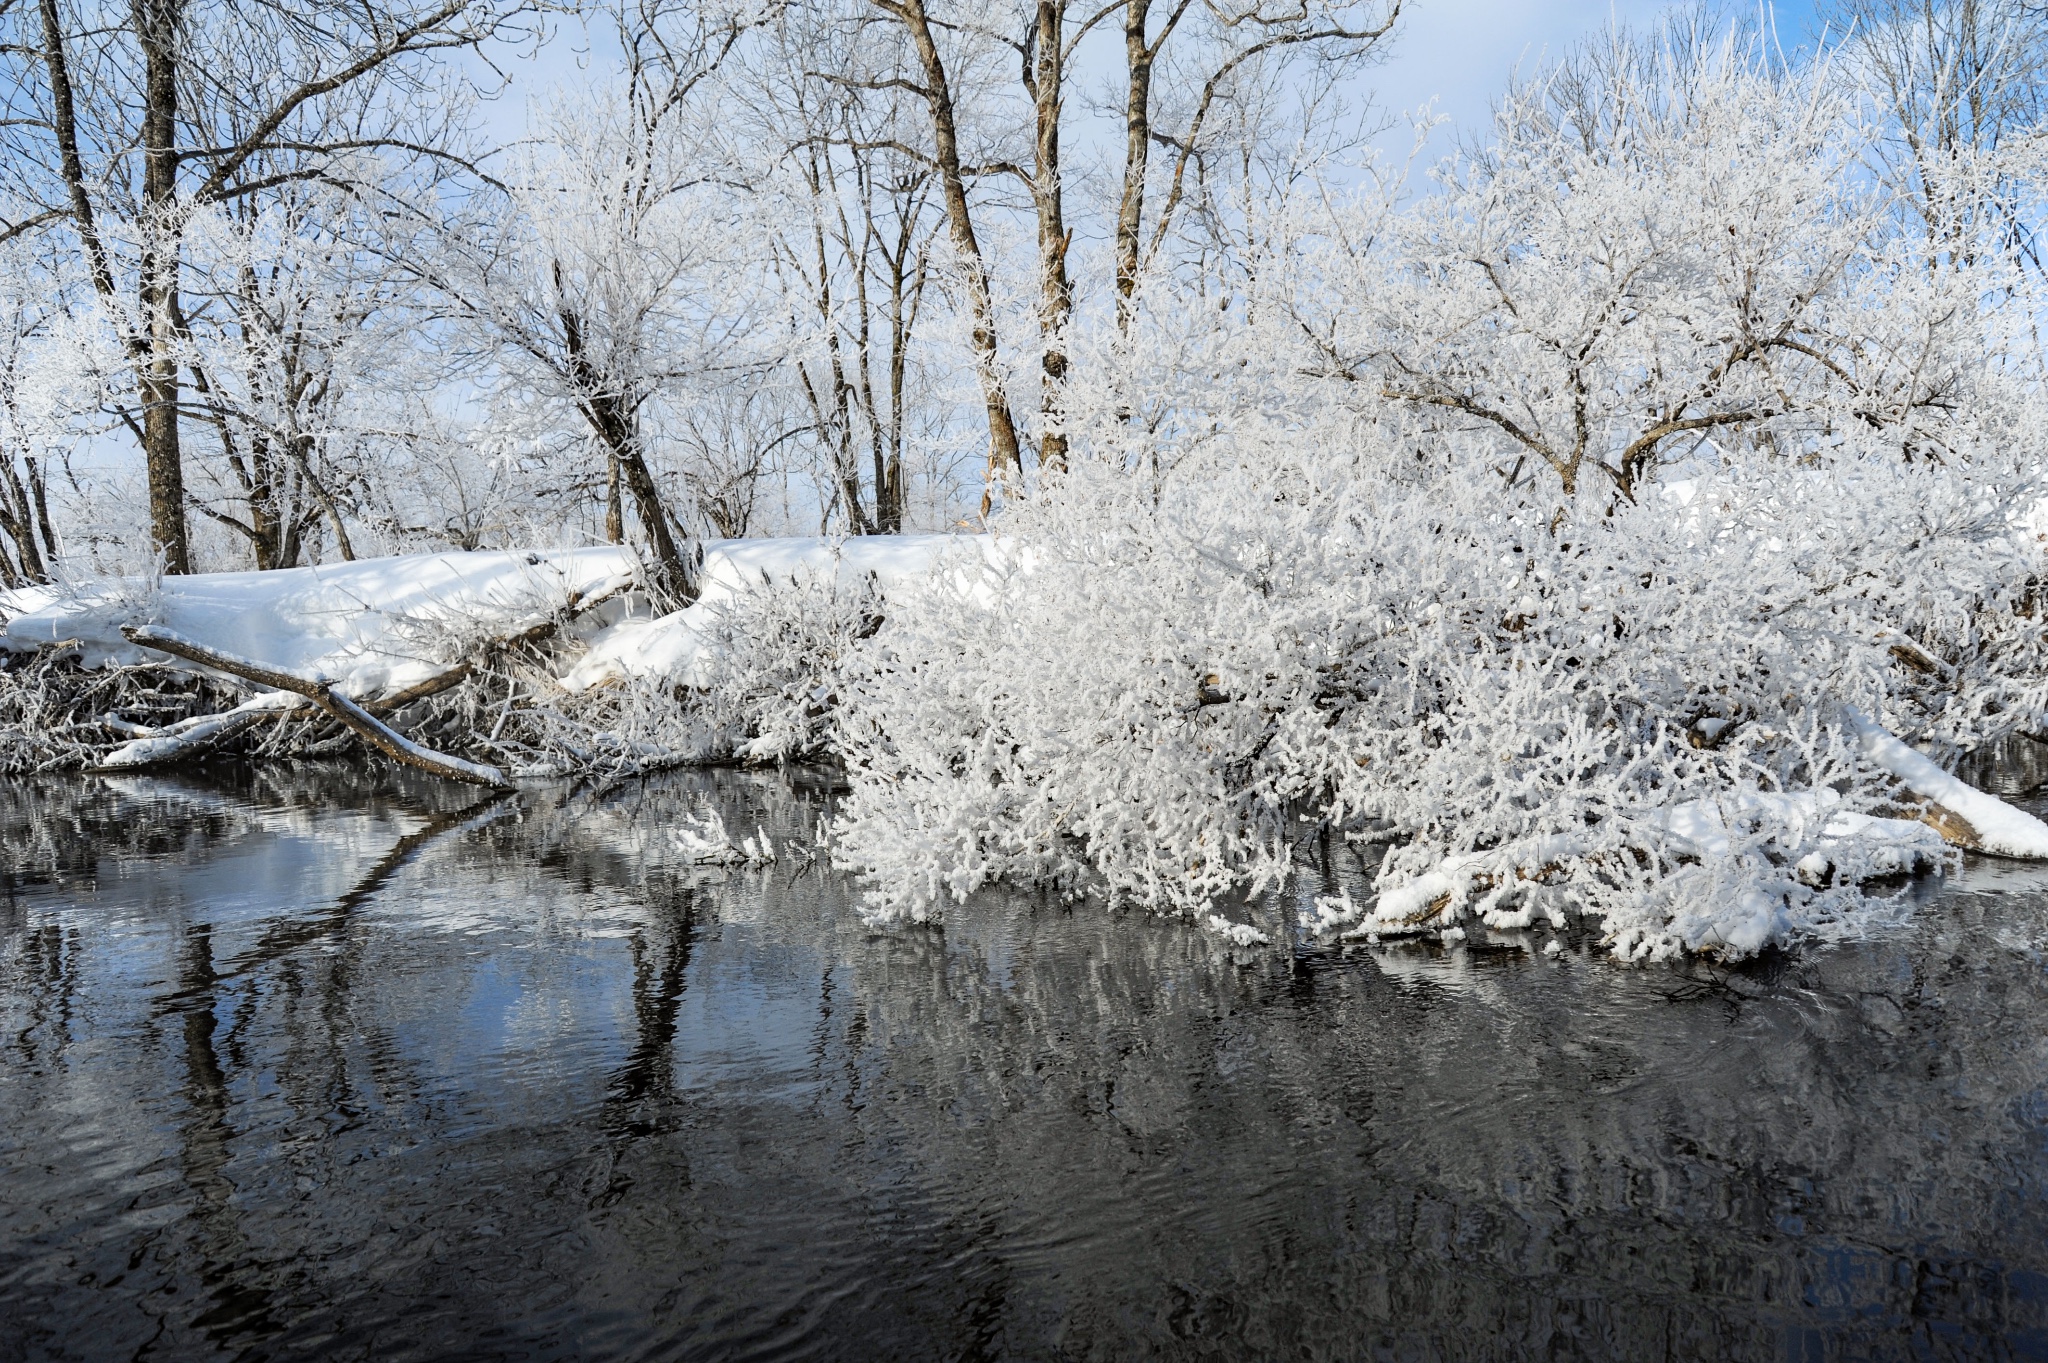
173, 184, 438, 569
822, 14, 2048, 959
1827, 0, 2048, 273
1303, 24, 1988, 502
0, 238, 87, 585
421, 1, 770, 601
0, 0, 530, 572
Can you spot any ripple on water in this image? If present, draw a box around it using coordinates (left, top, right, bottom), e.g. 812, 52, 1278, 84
2, 764, 2047, 1361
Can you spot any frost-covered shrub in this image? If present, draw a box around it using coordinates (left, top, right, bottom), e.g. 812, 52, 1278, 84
828, 409, 2046, 958
479, 673, 714, 780
689, 569, 885, 763
486, 567, 886, 776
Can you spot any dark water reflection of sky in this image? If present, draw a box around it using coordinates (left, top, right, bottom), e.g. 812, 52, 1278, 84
4, 763, 2048, 1362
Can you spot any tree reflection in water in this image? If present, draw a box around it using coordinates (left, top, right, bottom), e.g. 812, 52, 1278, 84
2, 763, 2047, 1361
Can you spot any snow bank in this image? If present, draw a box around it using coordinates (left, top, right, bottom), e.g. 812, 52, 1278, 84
0, 537, 979, 700
563, 534, 981, 691
0, 547, 636, 699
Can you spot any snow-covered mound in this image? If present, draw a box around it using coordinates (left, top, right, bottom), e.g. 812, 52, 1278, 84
564, 534, 980, 691
0, 535, 986, 701
0, 547, 637, 698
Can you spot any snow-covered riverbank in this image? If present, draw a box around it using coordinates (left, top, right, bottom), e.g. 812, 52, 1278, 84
9, 516, 2048, 962
0, 534, 977, 697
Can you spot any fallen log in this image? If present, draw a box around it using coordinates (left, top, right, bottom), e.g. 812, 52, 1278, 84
96, 574, 637, 775
120, 625, 513, 790
96, 690, 310, 769
1845, 706, 2048, 857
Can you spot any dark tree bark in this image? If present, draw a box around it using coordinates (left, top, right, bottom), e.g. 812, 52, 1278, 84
135, 0, 190, 572
873, 0, 1024, 497
560, 295, 697, 603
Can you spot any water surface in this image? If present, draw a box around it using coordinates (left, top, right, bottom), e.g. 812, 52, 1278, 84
4, 764, 2048, 1361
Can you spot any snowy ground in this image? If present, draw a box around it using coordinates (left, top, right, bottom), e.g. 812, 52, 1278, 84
0, 535, 976, 699
561, 534, 978, 691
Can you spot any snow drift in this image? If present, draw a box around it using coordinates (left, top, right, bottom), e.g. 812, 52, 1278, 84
562, 534, 971, 691
0, 536, 975, 698
1, 546, 638, 698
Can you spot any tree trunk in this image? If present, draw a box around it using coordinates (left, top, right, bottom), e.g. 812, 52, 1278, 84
605, 449, 624, 544
136, 0, 190, 573
593, 394, 694, 604
879, 209, 923, 534
0, 455, 49, 582
887, 0, 1023, 496
37, 0, 120, 298
557, 290, 695, 602
28, 451, 58, 566
1031, 0, 1073, 473
611, 419, 694, 603
1115, 0, 1157, 331
0, 507, 26, 587
288, 434, 356, 562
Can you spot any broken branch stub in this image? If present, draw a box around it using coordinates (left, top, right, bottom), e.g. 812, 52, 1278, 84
119, 625, 513, 790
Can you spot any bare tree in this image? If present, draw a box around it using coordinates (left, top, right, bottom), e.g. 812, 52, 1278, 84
860, 0, 1027, 496
418, 0, 765, 602
0, 0, 528, 572
0, 238, 73, 585
671, 388, 802, 538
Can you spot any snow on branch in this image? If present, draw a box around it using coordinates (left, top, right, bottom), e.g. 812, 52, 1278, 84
1846, 707, 2048, 858
96, 689, 311, 769
120, 625, 513, 789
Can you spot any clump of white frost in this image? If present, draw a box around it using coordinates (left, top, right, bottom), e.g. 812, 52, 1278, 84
826, 434, 2044, 959
1204, 916, 1270, 947
818, 27, 2048, 960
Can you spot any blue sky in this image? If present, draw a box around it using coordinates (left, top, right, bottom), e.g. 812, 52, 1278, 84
1368, 1, 1829, 159
479, 0, 1836, 144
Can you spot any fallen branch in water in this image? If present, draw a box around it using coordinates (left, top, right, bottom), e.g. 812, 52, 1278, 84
93, 575, 639, 777
96, 689, 310, 769
119, 625, 513, 789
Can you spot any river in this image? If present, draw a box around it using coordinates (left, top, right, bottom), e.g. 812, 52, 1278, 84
3, 764, 2046, 1360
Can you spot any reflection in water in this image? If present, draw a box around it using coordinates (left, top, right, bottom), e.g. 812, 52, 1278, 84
3, 764, 2048, 1361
